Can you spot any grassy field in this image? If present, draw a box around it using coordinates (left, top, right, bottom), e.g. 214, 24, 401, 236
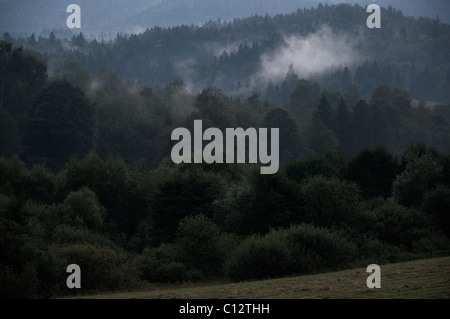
78, 256, 450, 299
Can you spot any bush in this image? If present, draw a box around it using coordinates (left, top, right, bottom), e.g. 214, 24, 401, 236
299, 175, 362, 227
137, 243, 191, 283
355, 237, 415, 265
225, 169, 301, 235
224, 224, 359, 281
273, 224, 359, 274
369, 199, 435, 250
52, 224, 118, 249
62, 187, 106, 230
150, 164, 224, 243
344, 147, 400, 199
393, 145, 447, 207
284, 153, 341, 183
175, 215, 222, 277
52, 244, 139, 292
224, 235, 291, 281
421, 185, 450, 238
0, 264, 39, 299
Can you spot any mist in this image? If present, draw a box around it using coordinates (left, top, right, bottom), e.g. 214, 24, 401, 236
257, 26, 361, 83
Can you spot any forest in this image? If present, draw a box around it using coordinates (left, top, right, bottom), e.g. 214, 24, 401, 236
0, 3, 450, 298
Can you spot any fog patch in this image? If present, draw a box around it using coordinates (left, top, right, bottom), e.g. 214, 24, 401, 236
257, 26, 360, 83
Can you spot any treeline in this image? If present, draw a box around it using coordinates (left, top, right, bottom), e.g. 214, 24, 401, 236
1, 39, 450, 172
1, 144, 450, 297
3, 3, 450, 102
1, 7, 450, 296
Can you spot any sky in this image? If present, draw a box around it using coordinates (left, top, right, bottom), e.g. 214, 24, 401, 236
0, 0, 448, 36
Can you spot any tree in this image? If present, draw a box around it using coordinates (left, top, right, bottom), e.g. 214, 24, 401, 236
0, 109, 18, 156
299, 175, 362, 228
283, 152, 341, 183
23, 80, 94, 170
63, 151, 146, 237
369, 199, 435, 250
234, 170, 301, 234
261, 106, 302, 163
344, 84, 361, 108
313, 94, 335, 130
290, 79, 319, 119
61, 60, 91, 91
175, 215, 222, 277
422, 186, 450, 238
0, 41, 47, 115
335, 98, 351, 154
342, 66, 352, 92
195, 87, 232, 129
150, 164, 224, 244
62, 187, 106, 230
345, 147, 401, 199
351, 99, 371, 151
306, 119, 338, 154
393, 145, 447, 207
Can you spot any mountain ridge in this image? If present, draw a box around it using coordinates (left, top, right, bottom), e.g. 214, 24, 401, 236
1, 0, 448, 36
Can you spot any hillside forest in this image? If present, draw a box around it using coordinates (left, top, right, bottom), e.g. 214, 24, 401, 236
0, 3, 450, 297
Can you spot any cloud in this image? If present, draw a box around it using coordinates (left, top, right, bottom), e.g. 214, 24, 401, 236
257, 26, 360, 83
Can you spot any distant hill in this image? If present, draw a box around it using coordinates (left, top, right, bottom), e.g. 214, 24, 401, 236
4, 2, 449, 102
1, 0, 448, 36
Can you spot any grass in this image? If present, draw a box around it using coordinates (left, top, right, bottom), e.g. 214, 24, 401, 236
76, 256, 450, 299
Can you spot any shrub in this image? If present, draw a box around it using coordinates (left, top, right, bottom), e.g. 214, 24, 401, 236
52, 224, 118, 249
150, 164, 224, 243
62, 187, 106, 230
137, 243, 190, 283
421, 185, 450, 238
175, 215, 222, 277
52, 244, 139, 292
299, 175, 362, 227
344, 147, 400, 199
393, 145, 448, 207
224, 235, 292, 281
273, 224, 359, 274
224, 224, 359, 281
369, 199, 435, 250
0, 264, 39, 299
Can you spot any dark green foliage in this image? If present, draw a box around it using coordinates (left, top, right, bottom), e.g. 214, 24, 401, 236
422, 186, 450, 238
345, 147, 401, 199
137, 244, 191, 283
52, 244, 139, 292
283, 152, 342, 183
224, 234, 292, 281
63, 151, 146, 237
393, 145, 449, 207
175, 215, 223, 277
0, 109, 19, 156
1, 3, 450, 296
225, 224, 358, 281
51, 225, 119, 249
0, 264, 39, 299
0, 216, 61, 298
229, 169, 301, 234
0, 41, 47, 116
273, 224, 358, 274
313, 94, 335, 130
23, 80, 94, 170
261, 106, 302, 163
195, 87, 233, 129
150, 163, 224, 244
0, 157, 55, 204
299, 175, 362, 228
61, 187, 106, 231
368, 199, 437, 250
